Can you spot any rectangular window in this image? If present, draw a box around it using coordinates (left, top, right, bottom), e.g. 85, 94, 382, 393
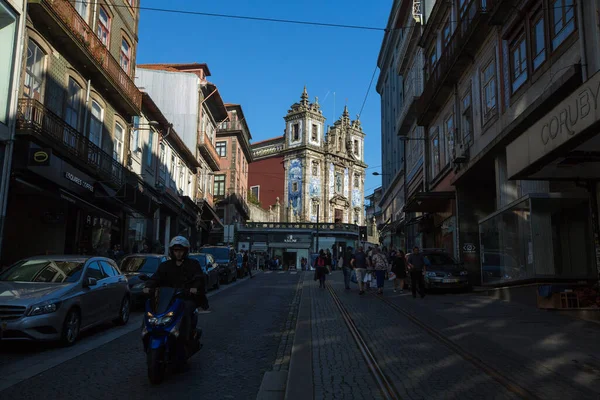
214, 175, 225, 196
120, 38, 130, 74
24, 40, 45, 101
131, 116, 140, 152
251, 185, 259, 200
113, 123, 124, 163
461, 89, 473, 146
442, 19, 451, 47
216, 141, 226, 157
147, 129, 154, 167
353, 139, 359, 156
312, 163, 318, 175
159, 143, 167, 181
510, 32, 528, 92
551, 0, 575, 49
354, 174, 359, 188
170, 154, 176, 188
89, 101, 103, 147
292, 181, 299, 192
427, 45, 437, 80
293, 123, 299, 141
481, 59, 497, 120
311, 124, 318, 141
532, 12, 546, 70
64, 78, 82, 130
458, 0, 468, 17
0, 2, 16, 125
430, 128, 440, 178
75, 0, 89, 21
97, 7, 110, 46
444, 114, 454, 162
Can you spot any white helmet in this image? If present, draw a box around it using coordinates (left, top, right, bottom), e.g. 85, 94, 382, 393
169, 236, 190, 259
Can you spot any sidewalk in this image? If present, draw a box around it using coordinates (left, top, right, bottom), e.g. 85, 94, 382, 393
285, 271, 600, 400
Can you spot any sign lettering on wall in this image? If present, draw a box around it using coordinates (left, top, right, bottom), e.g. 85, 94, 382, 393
64, 172, 94, 192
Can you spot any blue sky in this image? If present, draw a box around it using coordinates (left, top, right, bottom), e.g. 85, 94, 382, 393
136, 0, 391, 195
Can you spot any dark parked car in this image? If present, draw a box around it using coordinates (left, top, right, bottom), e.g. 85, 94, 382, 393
199, 246, 237, 284
188, 253, 220, 291
119, 254, 167, 306
0, 255, 130, 345
406, 250, 471, 291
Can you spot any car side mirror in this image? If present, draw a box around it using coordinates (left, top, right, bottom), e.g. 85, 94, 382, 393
207, 263, 213, 269
84, 277, 97, 287
138, 274, 149, 281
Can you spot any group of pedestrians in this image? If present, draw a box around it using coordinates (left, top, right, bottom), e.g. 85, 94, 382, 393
314, 244, 427, 298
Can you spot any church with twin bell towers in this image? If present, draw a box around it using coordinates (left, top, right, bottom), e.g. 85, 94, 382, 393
282, 87, 367, 225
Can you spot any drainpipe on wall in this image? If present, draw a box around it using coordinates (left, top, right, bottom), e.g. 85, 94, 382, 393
92, 0, 98, 32
577, 0, 588, 81
82, 80, 92, 135
0, 1, 28, 263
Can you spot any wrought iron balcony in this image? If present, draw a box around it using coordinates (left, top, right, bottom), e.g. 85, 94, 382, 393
28, 0, 142, 114
198, 131, 220, 171
17, 98, 126, 188
417, 0, 495, 126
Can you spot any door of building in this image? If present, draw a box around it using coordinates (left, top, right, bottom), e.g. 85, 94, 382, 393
335, 208, 343, 223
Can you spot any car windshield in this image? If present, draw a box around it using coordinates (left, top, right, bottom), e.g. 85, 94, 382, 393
0, 260, 85, 283
120, 257, 161, 274
423, 254, 458, 267
189, 254, 207, 267
201, 248, 230, 260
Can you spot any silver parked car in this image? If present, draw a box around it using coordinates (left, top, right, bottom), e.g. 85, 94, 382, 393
0, 255, 131, 345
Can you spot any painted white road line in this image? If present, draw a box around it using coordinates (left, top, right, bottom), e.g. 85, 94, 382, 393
0, 272, 257, 392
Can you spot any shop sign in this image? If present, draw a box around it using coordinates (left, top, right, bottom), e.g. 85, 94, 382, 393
28, 148, 51, 166
507, 70, 600, 178
284, 234, 298, 243
463, 243, 476, 253
64, 172, 94, 192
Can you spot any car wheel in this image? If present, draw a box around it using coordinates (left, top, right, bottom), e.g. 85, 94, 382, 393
114, 296, 130, 326
61, 309, 81, 346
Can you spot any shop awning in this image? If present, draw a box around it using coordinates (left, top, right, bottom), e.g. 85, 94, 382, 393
59, 189, 119, 222
403, 191, 455, 213
251, 242, 268, 252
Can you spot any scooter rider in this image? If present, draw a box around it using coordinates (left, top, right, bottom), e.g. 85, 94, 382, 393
144, 236, 209, 340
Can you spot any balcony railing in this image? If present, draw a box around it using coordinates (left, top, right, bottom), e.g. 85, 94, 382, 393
418, 0, 494, 125
219, 120, 248, 136
17, 98, 127, 188
242, 222, 360, 233
33, 0, 141, 111
231, 192, 250, 219
198, 131, 220, 171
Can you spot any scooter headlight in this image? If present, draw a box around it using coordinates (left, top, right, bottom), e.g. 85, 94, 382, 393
148, 311, 174, 326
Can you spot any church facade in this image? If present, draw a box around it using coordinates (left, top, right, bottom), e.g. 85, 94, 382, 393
282, 88, 367, 225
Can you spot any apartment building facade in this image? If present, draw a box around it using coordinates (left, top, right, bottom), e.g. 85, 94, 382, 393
2, 0, 145, 263
379, 0, 600, 293
135, 63, 226, 247
211, 103, 252, 244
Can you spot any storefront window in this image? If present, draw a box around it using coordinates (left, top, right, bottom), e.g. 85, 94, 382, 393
480, 196, 594, 285
127, 214, 147, 253
0, 2, 17, 124
480, 199, 531, 285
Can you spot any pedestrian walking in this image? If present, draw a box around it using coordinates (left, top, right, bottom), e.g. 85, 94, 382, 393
407, 246, 427, 298
243, 251, 253, 278
371, 247, 390, 295
392, 250, 407, 293
325, 249, 333, 271
314, 249, 329, 288
342, 246, 354, 290
351, 246, 370, 295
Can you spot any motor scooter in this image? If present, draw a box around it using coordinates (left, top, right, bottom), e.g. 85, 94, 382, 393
139, 276, 204, 384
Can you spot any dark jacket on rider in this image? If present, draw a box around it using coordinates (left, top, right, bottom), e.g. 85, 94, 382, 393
147, 258, 209, 310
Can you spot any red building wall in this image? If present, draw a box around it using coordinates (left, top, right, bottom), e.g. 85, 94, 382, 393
248, 155, 284, 210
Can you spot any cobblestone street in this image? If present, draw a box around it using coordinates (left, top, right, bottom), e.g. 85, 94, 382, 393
0, 272, 300, 400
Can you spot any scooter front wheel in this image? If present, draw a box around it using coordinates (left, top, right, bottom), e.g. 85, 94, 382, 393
147, 347, 166, 384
